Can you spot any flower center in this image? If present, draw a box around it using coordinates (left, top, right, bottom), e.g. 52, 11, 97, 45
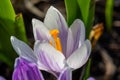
49, 29, 62, 52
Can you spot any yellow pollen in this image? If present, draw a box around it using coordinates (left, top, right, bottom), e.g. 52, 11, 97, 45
49, 29, 62, 52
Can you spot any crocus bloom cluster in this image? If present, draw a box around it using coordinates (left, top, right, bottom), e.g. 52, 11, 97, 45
11, 36, 72, 80
11, 6, 91, 80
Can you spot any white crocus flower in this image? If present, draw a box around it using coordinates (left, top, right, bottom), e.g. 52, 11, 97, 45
32, 6, 91, 77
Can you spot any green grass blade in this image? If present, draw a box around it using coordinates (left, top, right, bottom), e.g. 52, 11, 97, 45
105, 0, 114, 31
83, 59, 91, 80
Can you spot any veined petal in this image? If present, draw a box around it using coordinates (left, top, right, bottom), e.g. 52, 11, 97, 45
10, 36, 37, 63
66, 29, 74, 58
70, 19, 85, 51
57, 68, 72, 80
34, 41, 51, 72
44, 6, 68, 54
12, 57, 44, 80
44, 6, 68, 31
34, 42, 65, 73
66, 40, 91, 69
32, 18, 51, 41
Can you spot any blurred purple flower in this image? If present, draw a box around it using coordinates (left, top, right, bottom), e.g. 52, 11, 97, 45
0, 76, 6, 80
12, 57, 44, 80
87, 77, 96, 80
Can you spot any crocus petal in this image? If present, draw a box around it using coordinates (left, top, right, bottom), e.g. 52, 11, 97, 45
12, 57, 44, 80
66, 40, 91, 69
44, 6, 68, 54
57, 68, 72, 80
44, 6, 68, 32
34, 41, 65, 73
66, 29, 74, 58
66, 19, 85, 58
32, 18, 51, 41
10, 36, 37, 63
0, 76, 6, 80
70, 19, 85, 50
34, 41, 51, 71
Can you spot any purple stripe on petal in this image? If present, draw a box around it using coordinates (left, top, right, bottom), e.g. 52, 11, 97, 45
12, 57, 44, 80
36, 29, 49, 42
66, 29, 74, 58
38, 50, 61, 73
57, 13, 68, 55
57, 68, 72, 80
70, 19, 85, 54
36, 29, 43, 41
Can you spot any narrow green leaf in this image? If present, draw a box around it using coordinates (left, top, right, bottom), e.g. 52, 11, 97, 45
83, 59, 91, 80
15, 13, 28, 42
65, 0, 80, 26
77, 0, 91, 24
0, 0, 27, 68
86, 0, 95, 38
0, 23, 17, 68
105, 0, 114, 31
77, 0, 95, 38
0, 0, 17, 67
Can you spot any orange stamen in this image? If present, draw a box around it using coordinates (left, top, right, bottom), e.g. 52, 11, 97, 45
49, 29, 62, 52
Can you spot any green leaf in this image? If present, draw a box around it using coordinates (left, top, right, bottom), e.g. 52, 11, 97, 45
77, 0, 91, 24
77, 0, 95, 38
0, 0, 15, 34
86, 0, 95, 38
65, 0, 80, 26
0, 0, 16, 68
0, 20, 17, 68
105, 0, 114, 31
15, 13, 28, 42
0, 0, 27, 68
82, 59, 91, 80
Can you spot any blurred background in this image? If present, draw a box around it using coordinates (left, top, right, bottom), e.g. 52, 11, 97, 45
0, 0, 120, 80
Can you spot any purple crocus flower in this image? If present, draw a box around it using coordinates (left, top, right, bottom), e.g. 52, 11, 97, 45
32, 6, 91, 76
12, 57, 44, 80
11, 36, 71, 80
